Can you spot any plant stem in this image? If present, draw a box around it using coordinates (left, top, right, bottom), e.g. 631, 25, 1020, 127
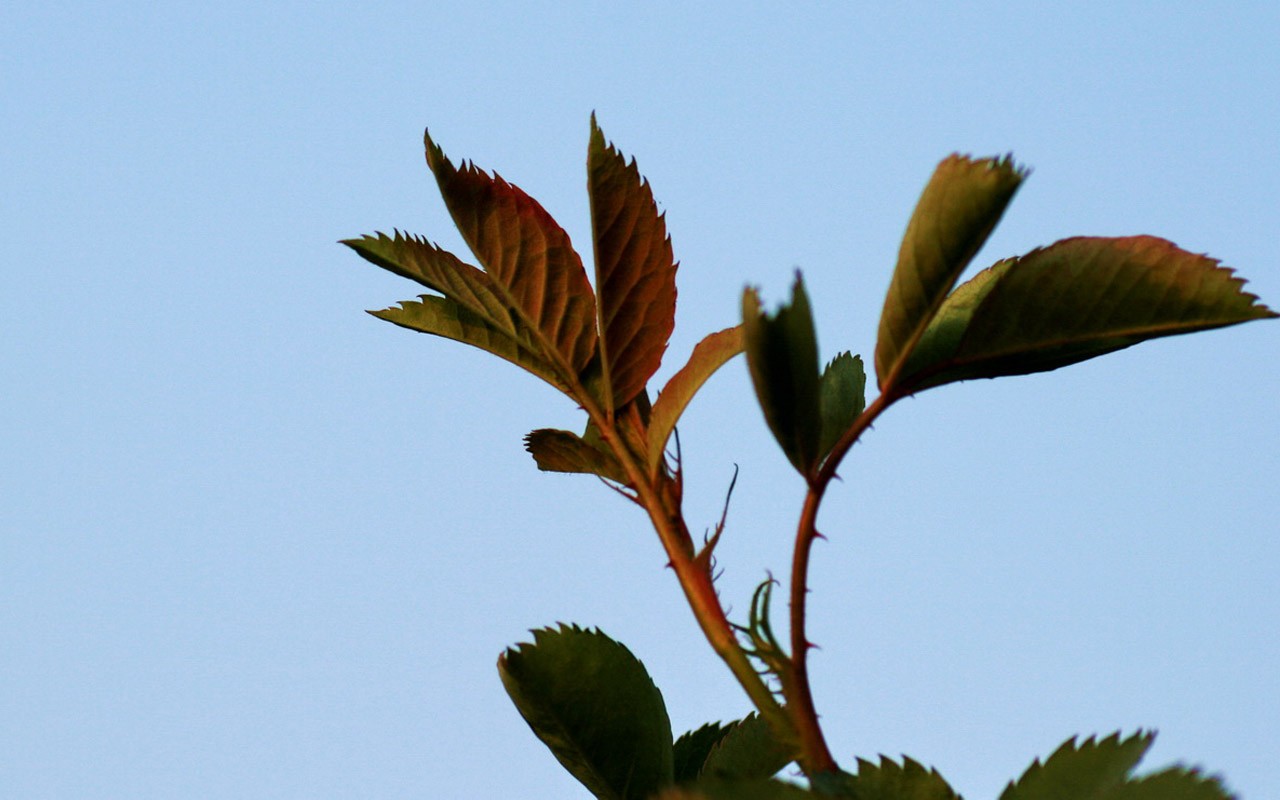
785, 391, 896, 776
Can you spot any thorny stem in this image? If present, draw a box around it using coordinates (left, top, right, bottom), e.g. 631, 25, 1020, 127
786, 390, 897, 777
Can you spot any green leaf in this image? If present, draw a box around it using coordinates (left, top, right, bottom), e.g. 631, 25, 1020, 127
588, 115, 679, 411
840, 756, 959, 800
673, 723, 733, 784
1000, 731, 1154, 800
876, 154, 1026, 391
498, 625, 674, 800
817, 353, 866, 462
370, 296, 566, 391
425, 131, 600, 377
525, 428, 628, 484
646, 325, 745, 475
701, 713, 797, 781
654, 778, 816, 800
743, 274, 822, 477
896, 236, 1278, 396
1109, 766, 1234, 800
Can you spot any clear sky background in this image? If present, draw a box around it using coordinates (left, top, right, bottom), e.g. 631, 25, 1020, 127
3, 3, 1277, 798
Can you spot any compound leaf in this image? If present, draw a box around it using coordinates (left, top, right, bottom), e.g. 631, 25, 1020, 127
743, 275, 822, 478
425, 131, 599, 378
896, 236, 1277, 396
876, 154, 1025, 391
588, 115, 679, 411
499, 625, 674, 800
525, 428, 628, 484
647, 325, 745, 475
370, 296, 565, 391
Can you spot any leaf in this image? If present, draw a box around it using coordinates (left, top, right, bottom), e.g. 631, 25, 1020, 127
743, 275, 822, 477
370, 297, 566, 391
646, 325, 745, 475
654, 778, 816, 800
1109, 766, 1234, 800
839, 756, 960, 800
817, 353, 866, 462
876, 154, 1026, 391
673, 723, 733, 784
700, 713, 797, 781
425, 131, 599, 377
588, 115, 679, 411
896, 236, 1278, 396
525, 428, 628, 484
1000, 731, 1154, 800
498, 625, 674, 800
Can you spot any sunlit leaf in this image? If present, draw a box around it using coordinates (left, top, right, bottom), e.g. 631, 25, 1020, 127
525, 428, 628, 484
647, 325, 744, 475
876, 154, 1025, 391
743, 275, 822, 477
896, 236, 1278, 396
425, 131, 599, 376
588, 115, 679, 410
817, 353, 866, 462
370, 297, 565, 391
499, 625, 674, 800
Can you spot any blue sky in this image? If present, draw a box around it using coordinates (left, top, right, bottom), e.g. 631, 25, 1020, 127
3, 3, 1277, 798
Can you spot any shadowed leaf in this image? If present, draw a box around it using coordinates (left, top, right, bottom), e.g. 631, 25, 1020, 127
896, 236, 1277, 396
673, 723, 733, 784
817, 353, 866, 462
743, 275, 822, 477
700, 713, 796, 781
838, 756, 959, 800
1001, 732, 1153, 800
655, 778, 816, 800
876, 154, 1025, 391
499, 625, 674, 800
1109, 766, 1233, 800
425, 131, 599, 377
588, 115, 679, 410
370, 297, 565, 391
525, 428, 628, 484
647, 325, 745, 475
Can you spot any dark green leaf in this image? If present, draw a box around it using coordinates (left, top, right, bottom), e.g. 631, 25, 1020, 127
743, 274, 822, 477
1109, 766, 1234, 800
896, 236, 1277, 396
842, 756, 959, 800
647, 325, 744, 476
524, 428, 628, 484
817, 353, 866, 462
370, 297, 566, 391
498, 625, 674, 800
1000, 731, 1153, 800
673, 723, 733, 784
425, 131, 600, 376
701, 713, 797, 781
876, 154, 1026, 391
588, 115, 679, 410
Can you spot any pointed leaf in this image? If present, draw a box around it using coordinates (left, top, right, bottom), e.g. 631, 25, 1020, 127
370, 297, 566, 391
1000, 732, 1154, 800
425, 131, 599, 376
647, 325, 745, 475
673, 723, 733, 784
743, 275, 822, 477
588, 115, 679, 410
897, 236, 1277, 395
876, 154, 1026, 391
840, 756, 959, 800
525, 428, 628, 484
1109, 766, 1233, 800
655, 778, 816, 800
817, 353, 866, 462
499, 625, 674, 800
700, 713, 797, 781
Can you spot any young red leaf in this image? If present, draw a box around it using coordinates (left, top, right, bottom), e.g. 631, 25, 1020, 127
425, 131, 599, 378
646, 326, 745, 475
524, 428, 629, 484
588, 116, 679, 411
876, 154, 1026, 392
895, 236, 1277, 396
